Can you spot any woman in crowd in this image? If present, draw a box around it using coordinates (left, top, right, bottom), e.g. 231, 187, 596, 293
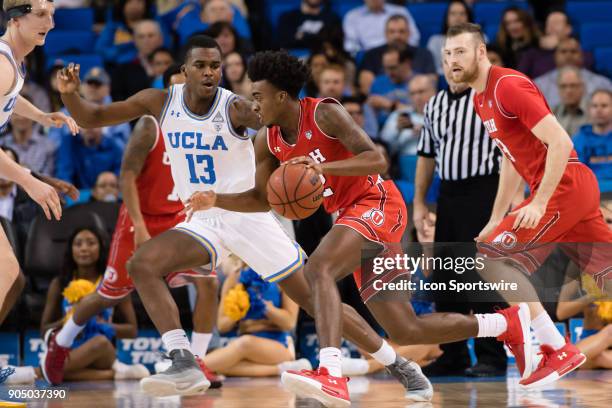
496, 6, 540, 68
222, 52, 251, 98
427, 0, 474, 74
202, 256, 310, 377
6, 227, 148, 383
203, 21, 253, 57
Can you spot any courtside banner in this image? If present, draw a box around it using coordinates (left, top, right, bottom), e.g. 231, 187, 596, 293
359, 242, 611, 303
0, 332, 19, 366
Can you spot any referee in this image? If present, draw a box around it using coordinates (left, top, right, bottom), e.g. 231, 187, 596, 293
414, 60, 507, 377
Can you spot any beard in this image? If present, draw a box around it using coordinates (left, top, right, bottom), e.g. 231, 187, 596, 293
451, 54, 479, 84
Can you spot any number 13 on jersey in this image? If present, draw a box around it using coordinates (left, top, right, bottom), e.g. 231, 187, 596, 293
186, 154, 216, 184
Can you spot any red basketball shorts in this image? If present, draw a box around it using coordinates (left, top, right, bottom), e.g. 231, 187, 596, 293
98, 206, 210, 299
335, 180, 409, 301
479, 163, 612, 289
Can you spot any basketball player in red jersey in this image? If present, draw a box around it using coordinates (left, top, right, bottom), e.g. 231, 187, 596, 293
42, 77, 221, 386
444, 23, 612, 388
184, 51, 536, 406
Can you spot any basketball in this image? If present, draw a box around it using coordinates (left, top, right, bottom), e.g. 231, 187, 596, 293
267, 163, 323, 220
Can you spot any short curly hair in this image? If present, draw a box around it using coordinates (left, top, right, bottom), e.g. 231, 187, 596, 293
247, 51, 309, 99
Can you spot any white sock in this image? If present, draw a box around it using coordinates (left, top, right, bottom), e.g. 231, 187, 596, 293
531, 312, 565, 350
55, 317, 86, 348
341, 358, 370, 376
370, 340, 397, 366
319, 347, 342, 377
161, 329, 191, 353
475, 313, 508, 337
191, 332, 212, 357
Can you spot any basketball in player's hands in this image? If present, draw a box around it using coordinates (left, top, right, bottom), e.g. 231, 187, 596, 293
267, 163, 323, 220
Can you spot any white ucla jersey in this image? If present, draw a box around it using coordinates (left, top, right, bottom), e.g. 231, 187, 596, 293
0, 40, 25, 130
159, 84, 255, 214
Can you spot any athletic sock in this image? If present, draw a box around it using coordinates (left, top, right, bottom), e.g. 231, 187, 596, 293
531, 312, 565, 350
55, 317, 85, 348
341, 358, 370, 376
191, 332, 213, 357
475, 313, 508, 337
370, 340, 397, 366
162, 329, 191, 353
319, 347, 342, 377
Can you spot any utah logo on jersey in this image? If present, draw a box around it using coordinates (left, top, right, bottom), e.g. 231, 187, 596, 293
305, 130, 312, 140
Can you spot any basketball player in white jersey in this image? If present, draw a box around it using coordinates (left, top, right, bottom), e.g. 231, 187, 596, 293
54, 35, 431, 397
0, 0, 79, 303
0, 0, 79, 383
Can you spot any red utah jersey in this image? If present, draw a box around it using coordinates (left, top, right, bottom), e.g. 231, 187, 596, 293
267, 97, 380, 213
136, 119, 182, 215
474, 66, 580, 190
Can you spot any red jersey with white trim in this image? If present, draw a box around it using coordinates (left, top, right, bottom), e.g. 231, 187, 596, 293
136, 120, 182, 215
473, 66, 580, 190
267, 97, 379, 213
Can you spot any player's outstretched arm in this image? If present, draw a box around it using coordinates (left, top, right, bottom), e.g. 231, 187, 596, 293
120, 116, 158, 248
290, 102, 388, 176
57, 64, 166, 128
182, 127, 278, 217
14, 95, 79, 135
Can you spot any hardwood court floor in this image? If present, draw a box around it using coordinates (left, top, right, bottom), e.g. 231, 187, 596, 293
1, 369, 610, 407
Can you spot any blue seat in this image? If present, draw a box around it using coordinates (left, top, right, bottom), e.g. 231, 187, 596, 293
594, 47, 612, 77
482, 23, 499, 45
266, 0, 300, 31
53, 8, 94, 31
45, 54, 104, 78
567, 1, 612, 25
288, 48, 310, 59
43, 30, 96, 56
580, 23, 612, 52
394, 179, 415, 203
408, 1, 447, 46
399, 154, 418, 182
474, 1, 528, 28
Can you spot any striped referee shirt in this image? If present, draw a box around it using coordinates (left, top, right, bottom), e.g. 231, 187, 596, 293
417, 88, 501, 180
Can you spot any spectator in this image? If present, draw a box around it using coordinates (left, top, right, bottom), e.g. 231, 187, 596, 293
359, 14, 435, 94
0, 147, 38, 226
518, 10, 576, 79
162, 63, 186, 89
573, 90, 612, 181
111, 20, 163, 102
50, 67, 131, 150
2, 98, 56, 176
95, 0, 154, 65
278, 0, 341, 50
22, 79, 51, 116
486, 44, 506, 67
341, 95, 378, 140
90, 172, 120, 203
222, 52, 251, 99
317, 64, 347, 100
55, 124, 124, 189
368, 46, 414, 125
202, 257, 309, 377
5, 227, 148, 384
495, 7, 540, 69
203, 21, 253, 57
552, 66, 588, 137
175, 0, 251, 46
380, 74, 436, 156
427, 0, 473, 75
303, 51, 330, 97
150, 47, 175, 89
535, 37, 612, 108
343, 0, 420, 55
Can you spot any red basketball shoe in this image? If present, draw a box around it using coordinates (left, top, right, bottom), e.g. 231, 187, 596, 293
519, 341, 586, 388
41, 328, 70, 385
281, 367, 350, 407
496, 303, 532, 379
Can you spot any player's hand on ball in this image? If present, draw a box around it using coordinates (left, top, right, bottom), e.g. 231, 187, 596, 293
57, 63, 81, 94
510, 201, 546, 230
182, 191, 217, 221
284, 156, 322, 174
134, 224, 152, 248
22, 176, 62, 220
42, 111, 79, 135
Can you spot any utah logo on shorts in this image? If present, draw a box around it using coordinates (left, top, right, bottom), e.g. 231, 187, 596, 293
362, 208, 385, 226
493, 231, 517, 249
104, 266, 118, 283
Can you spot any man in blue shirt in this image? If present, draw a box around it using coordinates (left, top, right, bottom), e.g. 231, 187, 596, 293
55, 125, 123, 189
573, 89, 612, 181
